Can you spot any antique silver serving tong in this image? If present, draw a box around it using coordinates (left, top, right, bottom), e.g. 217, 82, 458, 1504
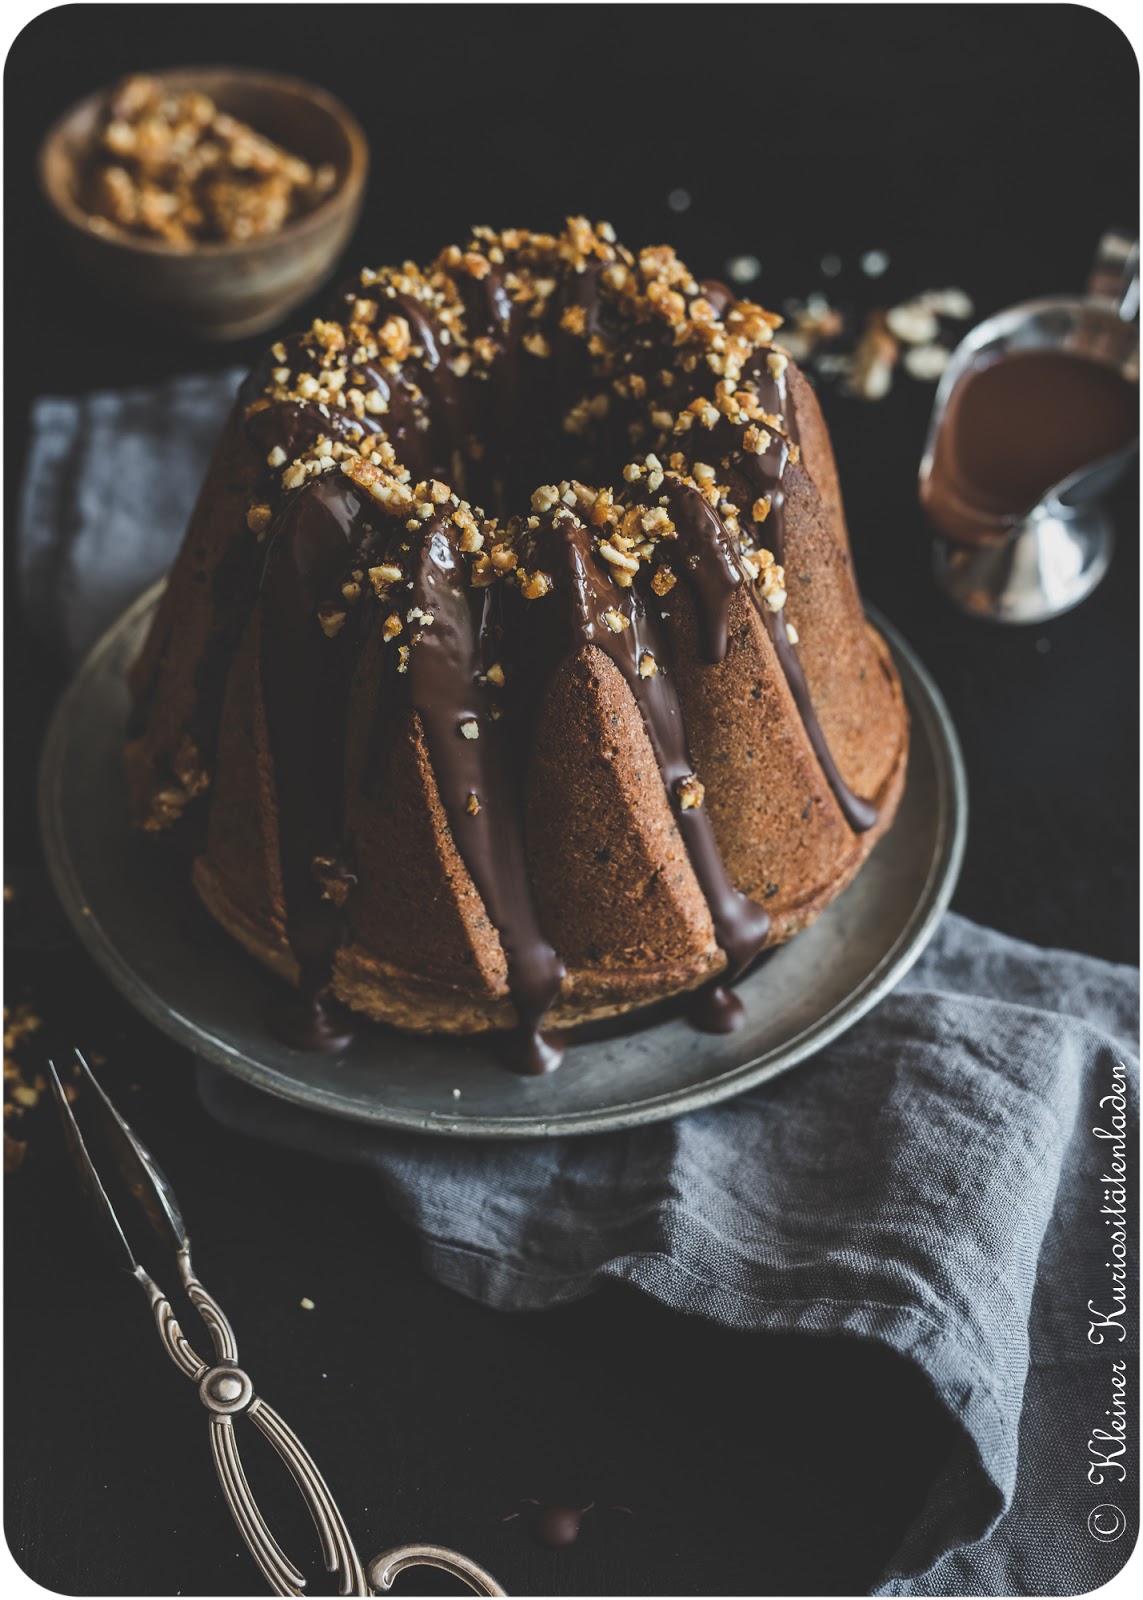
921, 229, 1139, 623
47, 1050, 505, 1598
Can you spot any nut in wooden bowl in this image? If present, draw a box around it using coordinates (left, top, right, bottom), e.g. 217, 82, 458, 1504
38, 67, 369, 341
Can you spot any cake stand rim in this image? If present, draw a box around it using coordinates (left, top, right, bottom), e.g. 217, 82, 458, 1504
38, 580, 967, 1139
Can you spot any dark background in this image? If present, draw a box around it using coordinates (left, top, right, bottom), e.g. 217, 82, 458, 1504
5, 5, 1138, 1596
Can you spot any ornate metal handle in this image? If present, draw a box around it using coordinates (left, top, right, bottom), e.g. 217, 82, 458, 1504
199, 1375, 368, 1597
247, 1397, 368, 1596
137, 1265, 368, 1596
367, 1543, 507, 1596
209, 1413, 307, 1597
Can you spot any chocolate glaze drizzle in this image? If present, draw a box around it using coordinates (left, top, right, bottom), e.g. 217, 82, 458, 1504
259, 476, 364, 1050
516, 509, 772, 991
401, 517, 567, 1073
717, 361, 878, 836
157, 228, 884, 1066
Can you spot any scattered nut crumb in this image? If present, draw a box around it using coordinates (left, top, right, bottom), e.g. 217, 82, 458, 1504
676, 774, 705, 810
904, 344, 952, 381
885, 301, 940, 345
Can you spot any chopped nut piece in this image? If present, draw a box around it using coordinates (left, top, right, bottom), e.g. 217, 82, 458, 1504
886, 301, 940, 345
676, 774, 705, 809
598, 540, 639, 574
267, 445, 287, 467
650, 566, 677, 597
459, 719, 480, 740
602, 607, 630, 633
846, 314, 899, 401
246, 503, 273, 536
368, 563, 403, 594
520, 570, 553, 600
904, 344, 951, 381
921, 286, 974, 320
317, 607, 346, 638
490, 543, 517, 572
752, 495, 772, 524
743, 425, 772, 456
785, 621, 799, 645
485, 662, 506, 687
638, 652, 658, 679
531, 484, 560, 513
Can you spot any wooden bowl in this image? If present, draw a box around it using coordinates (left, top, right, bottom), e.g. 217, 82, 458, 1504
38, 67, 369, 341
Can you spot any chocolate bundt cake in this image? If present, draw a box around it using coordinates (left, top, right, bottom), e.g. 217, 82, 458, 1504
127, 218, 908, 1070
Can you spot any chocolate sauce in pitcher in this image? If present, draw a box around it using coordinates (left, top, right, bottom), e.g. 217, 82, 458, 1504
922, 349, 1137, 546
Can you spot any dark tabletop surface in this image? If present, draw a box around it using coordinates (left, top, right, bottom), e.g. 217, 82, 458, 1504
4, 6, 1138, 1596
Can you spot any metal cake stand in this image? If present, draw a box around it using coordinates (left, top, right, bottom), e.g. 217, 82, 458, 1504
39, 582, 967, 1139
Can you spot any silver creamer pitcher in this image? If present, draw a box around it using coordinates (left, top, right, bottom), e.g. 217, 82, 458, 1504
920, 232, 1139, 624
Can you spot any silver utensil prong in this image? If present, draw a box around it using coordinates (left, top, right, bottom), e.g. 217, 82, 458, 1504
46, 1057, 138, 1273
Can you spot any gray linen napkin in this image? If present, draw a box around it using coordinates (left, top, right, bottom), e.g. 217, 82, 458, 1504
20, 370, 244, 662
21, 375, 1140, 1594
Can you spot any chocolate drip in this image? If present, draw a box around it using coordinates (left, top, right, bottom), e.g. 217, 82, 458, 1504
246, 397, 375, 461
698, 278, 735, 318
357, 360, 440, 481
183, 531, 266, 771
764, 608, 877, 833
402, 517, 567, 1071
258, 476, 367, 1051
521, 511, 770, 981
486, 275, 561, 504
725, 374, 879, 836
688, 983, 746, 1033
658, 478, 744, 663
387, 291, 470, 471
464, 268, 515, 341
